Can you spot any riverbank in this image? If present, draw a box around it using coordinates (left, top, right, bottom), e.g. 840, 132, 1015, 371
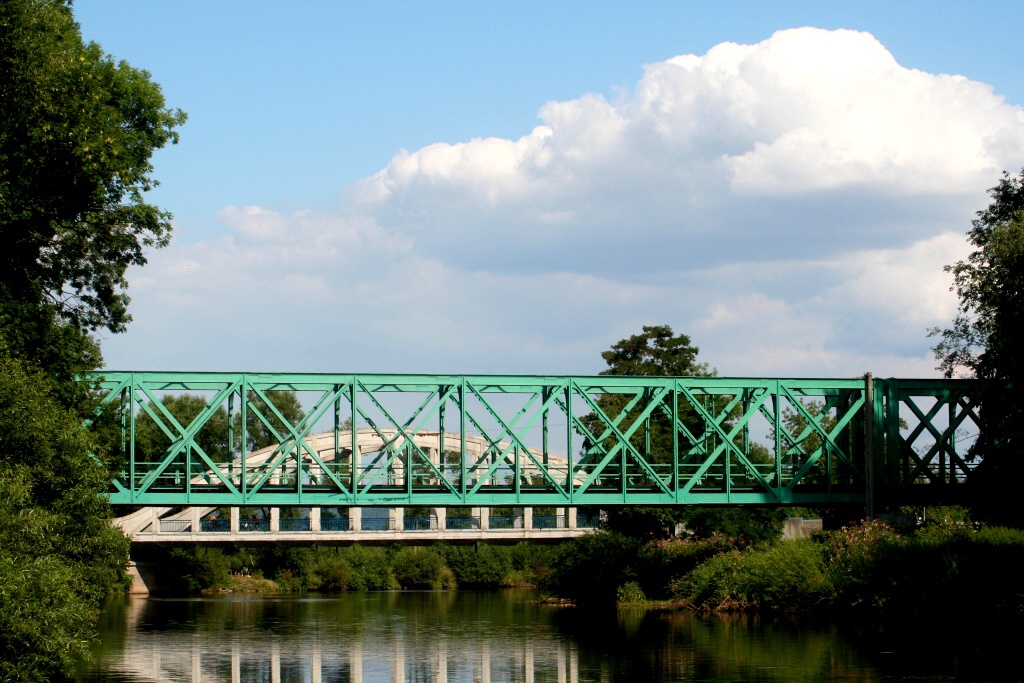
139, 540, 561, 594
552, 515, 1024, 627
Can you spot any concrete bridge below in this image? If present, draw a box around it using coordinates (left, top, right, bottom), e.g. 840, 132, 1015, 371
115, 504, 600, 544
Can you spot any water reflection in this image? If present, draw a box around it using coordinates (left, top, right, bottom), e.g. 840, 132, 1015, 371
81, 592, 930, 683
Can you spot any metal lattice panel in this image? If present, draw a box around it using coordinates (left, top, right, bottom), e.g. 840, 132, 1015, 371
87, 372, 995, 507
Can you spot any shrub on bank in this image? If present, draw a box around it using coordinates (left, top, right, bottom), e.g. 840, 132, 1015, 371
674, 540, 829, 611
392, 547, 455, 589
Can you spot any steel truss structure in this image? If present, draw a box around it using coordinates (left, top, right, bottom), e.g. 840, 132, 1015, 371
88, 372, 995, 509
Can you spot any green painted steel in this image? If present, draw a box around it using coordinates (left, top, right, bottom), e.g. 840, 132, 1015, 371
86, 372, 995, 508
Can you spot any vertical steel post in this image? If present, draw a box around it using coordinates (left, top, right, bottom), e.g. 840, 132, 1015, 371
672, 380, 679, 502
863, 374, 875, 519
240, 375, 248, 504
460, 379, 467, 503
228, 391, 234, 481
542, 387, 549, 467
439, 391, 446, 486
566, 380, 574, 505
773, 381, 782, 494
350, 380, 358, 501
334, 384, 340, 482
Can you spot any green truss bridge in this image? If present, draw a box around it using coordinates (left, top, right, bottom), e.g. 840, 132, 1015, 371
89, 372, 997, 513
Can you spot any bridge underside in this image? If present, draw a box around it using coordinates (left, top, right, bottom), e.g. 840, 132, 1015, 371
90, 373, 995, 509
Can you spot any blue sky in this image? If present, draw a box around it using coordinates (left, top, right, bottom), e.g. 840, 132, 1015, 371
75, 2, 1024, 377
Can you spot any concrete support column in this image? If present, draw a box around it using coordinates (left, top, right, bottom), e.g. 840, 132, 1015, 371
152, 509, 161, 535
523, 507, 533, 530
391, 507, 404, 531
568, 507, 578, 529
479, 507, 489, 530
270, 507, 280, 533
309, 507, 321, 532
230, 507, 239, 533
433, 507, 446, 530
189, 507, 201, 534
349, 507, 362, 531
514, 507, 524, 529
556, 507, 565, 528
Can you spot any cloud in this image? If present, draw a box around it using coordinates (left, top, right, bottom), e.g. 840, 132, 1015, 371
345, 27, 1024, 275
104, 28, 1024, 380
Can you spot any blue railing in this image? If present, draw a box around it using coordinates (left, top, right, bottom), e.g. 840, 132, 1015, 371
445, 516, 480, 530
279, 518, 310, 532
360, 517, 395, 531
320, 518, 350, 531
404, 517, 436, 531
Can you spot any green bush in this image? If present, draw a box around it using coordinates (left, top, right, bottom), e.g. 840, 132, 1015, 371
634, 534, 737, 599
441, 544, 511, 587
616, 581, 646, 603
392, 547, 453, 589
167, 547, 231, 593
674, 540, 828, 611
547, 531, 642, 603
341, 545, 398, 591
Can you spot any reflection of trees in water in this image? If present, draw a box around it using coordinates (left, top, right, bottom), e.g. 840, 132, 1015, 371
86, 593, 890, 682
551, 606, 878, 682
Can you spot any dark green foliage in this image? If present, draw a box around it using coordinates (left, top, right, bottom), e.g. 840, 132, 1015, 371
0, 3, 182, 678
1, 0, 185, 339
679, 508, 786, 544
441, 544, 512, 587
674, 540, 829, 611
931, 169, 1024, 525
133, 394, 231, 463
240, 390, 307, 452
547, 532, 643, 604
0, 346, 130, 680
588, 326, 710, 538
0, 554, 96, 683
632, 534, 738, 599
165, 547, 231, 594
391, 547, 454, 589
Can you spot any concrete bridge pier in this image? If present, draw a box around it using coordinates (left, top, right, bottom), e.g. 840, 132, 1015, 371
349, 507, 362, 531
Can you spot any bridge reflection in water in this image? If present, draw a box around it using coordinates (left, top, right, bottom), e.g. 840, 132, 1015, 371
117, 638, 581, 683
96, 594, 588, 683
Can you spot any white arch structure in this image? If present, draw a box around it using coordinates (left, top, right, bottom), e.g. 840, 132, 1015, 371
114, 429, 597, 546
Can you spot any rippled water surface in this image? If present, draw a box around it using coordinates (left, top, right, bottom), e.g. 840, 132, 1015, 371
77, 591, 1003, 682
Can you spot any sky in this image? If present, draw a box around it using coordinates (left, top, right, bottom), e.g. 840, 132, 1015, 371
75, 1, 1024, 379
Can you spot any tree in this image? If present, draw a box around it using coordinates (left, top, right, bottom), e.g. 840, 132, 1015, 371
0, 344, 130, 681
931, 169, 1024, 524
0, 0, 185, 381
134, 394, 231, 464
584, 326, 706, 536
237, 390, 307, 452
585, 325, 783, 539
0, 3, 182, 677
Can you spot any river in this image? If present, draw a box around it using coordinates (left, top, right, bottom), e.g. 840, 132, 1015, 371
76, 591, 1005, 682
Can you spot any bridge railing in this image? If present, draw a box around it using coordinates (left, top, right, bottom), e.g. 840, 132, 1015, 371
87, 372, 1000, 509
